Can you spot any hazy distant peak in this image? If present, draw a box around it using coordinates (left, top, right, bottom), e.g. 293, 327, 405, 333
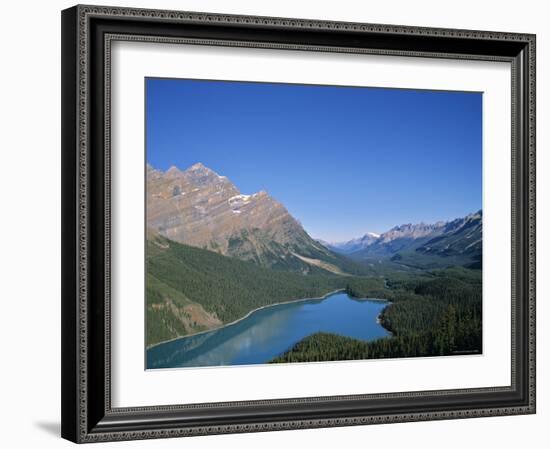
165, 165, 183, 177
323, 231, 381, 254
188, 162, 208, 171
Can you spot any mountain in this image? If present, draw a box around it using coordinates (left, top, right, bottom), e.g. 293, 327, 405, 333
331, 222, 447, 258
353, 222, 447, 258
323, 232, 380, 254
147, 163, 367, 275
343, 211, 482, 269
414, 211, 482, 268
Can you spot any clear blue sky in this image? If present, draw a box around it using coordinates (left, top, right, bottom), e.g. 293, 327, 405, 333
146, 78, 482, 242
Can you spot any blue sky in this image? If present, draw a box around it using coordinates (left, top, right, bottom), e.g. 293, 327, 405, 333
146, 78, 482, 242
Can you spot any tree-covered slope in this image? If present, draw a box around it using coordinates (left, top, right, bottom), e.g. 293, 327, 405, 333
147, 232, 482, 360
147, 233, 384, 346
147, 273, 223, 347
271, 267, 482, 362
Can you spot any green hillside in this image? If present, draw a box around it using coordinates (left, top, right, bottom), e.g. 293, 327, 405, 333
147, 234, 384, 346
147, 273, 194, 346
147, 233, 482, 358
272, 267, 482, 362
389, 251, 479, 270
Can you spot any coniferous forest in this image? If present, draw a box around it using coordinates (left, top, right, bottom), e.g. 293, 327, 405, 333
272, 268, 482, 362
147, 232, 482, 361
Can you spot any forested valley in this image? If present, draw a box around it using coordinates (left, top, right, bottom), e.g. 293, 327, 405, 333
272, 267, 482, 362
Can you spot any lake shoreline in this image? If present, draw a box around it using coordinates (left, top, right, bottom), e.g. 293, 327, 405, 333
147, 288, 356, 350
347, 293, 393, 334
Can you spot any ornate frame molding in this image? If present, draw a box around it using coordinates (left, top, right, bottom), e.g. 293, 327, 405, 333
61, 4, 536, 443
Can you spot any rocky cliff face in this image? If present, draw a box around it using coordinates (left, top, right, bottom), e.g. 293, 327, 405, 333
147, 163, 338, 273
379, 221, 447, 243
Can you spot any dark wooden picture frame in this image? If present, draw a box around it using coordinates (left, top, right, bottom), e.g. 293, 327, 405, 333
61, 4, 536, 443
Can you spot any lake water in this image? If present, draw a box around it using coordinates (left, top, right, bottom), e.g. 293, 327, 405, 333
147, 291, 390, 369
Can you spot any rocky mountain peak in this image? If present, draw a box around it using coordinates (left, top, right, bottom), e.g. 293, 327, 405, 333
185, 162, 215, 176
165, 165, 183, 178
146, 163, 331, 271
182, 163, 230, 188
187, 162, 211, 172
381, 221, 445, 242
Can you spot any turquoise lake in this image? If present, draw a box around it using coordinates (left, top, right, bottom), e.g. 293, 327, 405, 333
146, 291, 390, 369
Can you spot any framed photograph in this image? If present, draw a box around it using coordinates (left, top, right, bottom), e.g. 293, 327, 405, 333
61, 5, 536, 443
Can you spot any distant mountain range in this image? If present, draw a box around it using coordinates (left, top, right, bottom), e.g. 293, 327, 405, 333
320, 232, 380, 254
147, 163, 368, 275
324, 211, 482, 269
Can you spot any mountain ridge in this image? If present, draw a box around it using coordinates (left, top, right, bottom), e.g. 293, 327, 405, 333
327, 211, 482, 269
147, 162, 368, 275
